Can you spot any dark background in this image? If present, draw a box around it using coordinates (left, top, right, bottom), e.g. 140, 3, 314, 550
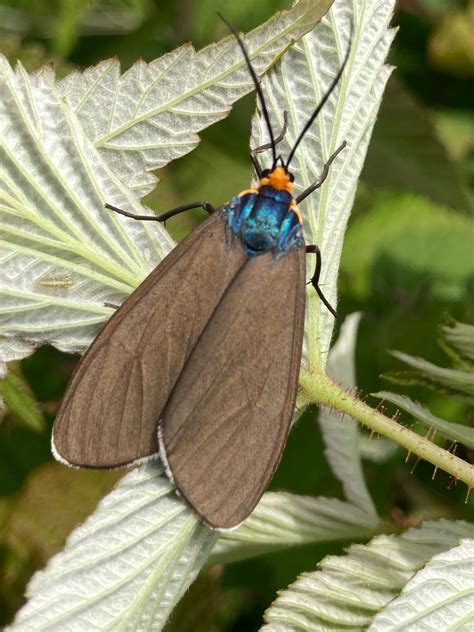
0, 0, 473, 629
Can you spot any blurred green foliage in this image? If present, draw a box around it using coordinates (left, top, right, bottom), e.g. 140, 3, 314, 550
0, 0, 473, 628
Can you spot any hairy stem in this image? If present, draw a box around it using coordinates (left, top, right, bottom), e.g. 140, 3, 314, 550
300, 368, 474, 489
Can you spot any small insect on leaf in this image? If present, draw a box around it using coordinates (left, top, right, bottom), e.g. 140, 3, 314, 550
36, 275, 74, 289
52, 18, 350, 529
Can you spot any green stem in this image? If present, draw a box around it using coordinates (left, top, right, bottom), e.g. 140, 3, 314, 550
299, 367, 474, 489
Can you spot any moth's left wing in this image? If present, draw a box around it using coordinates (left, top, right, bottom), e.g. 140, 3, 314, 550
52, 212, 247, 468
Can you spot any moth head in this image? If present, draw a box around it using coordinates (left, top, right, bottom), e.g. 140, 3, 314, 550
259, 166, 294, 193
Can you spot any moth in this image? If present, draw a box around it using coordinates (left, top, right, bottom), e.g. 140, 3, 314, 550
52, 18, 349, 529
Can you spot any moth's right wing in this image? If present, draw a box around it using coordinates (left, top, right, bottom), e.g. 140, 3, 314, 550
52, 212, 247, 468
159, 246, 306, 528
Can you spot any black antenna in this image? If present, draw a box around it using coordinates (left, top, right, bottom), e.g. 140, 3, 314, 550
285, 37, 352, 170
219, 14, 278, 168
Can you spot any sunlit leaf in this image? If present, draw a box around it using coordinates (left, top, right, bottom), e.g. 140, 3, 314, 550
370, 538, 474, 630
0, 54, 174, 363
251, 0, 396, 363
3, 0, 396, 627
10, 464, 217, 631
209, 492, 379, 566
60, 0, 334, 198
262, 520, 473, 630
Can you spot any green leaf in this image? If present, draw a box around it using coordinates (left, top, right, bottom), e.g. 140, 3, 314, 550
442, 316, 474, 366
0, 362, 45, 432
371, 538, 474, 630
362, 75, 473, 213
434, 109, 474, 164
0, 0, 333, 368
209, 493, 379, 566
428, 7, 474, 78
60, 0, 335, 199
372, 391, 474, 449
319, 313, 378, 516
52, 0, 100, 59
0, 463, 119, 623
262, 520, 473, 630
3, 1, 396, 627
10, 464, 217, 631
251, 1, 396, 365
0, 53, 171, 364
341, 191, 474, 302
388, 350, 474, 402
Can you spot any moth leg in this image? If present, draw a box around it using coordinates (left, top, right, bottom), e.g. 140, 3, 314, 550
251, 111, 289, 156
104, 301, 120, 310
105, 201, 216, 224
305, 245, 337, 318
156, 202, 216, 223
250, 110, 289, 178
296, 141, 347, 204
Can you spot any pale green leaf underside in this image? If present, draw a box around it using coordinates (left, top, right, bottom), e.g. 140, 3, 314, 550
9, 486, 378, 630
0, 336, 32, 375
391, 350, 474, 399
358, 435, 398, 462
262, 520, 473, 631
4, 0, 397, 628
319, 312, 378, 516
0, 55, 175, 360
0, 0, 331, 364
10, 464, 218, 631
251, 0, 396, 364
443, 319, 474, 363
60, 0, 334, 198
209, 492, 379, 566
370, 538, 474, 631
373, 391, 474, 449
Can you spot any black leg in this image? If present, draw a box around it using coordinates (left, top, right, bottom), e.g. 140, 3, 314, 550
296, 141, 347, 204
251, 111, 289, 156
305, 244, 337, 318
105, 201, 216, 223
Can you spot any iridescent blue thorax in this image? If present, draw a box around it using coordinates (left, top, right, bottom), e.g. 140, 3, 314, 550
223, 185, 303, 257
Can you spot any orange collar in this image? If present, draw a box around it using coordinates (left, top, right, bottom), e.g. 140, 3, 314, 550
258, 167, 293, 193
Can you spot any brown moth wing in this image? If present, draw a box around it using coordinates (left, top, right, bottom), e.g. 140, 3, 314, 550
160, 247, 306, 529
53, 212, 247, 468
